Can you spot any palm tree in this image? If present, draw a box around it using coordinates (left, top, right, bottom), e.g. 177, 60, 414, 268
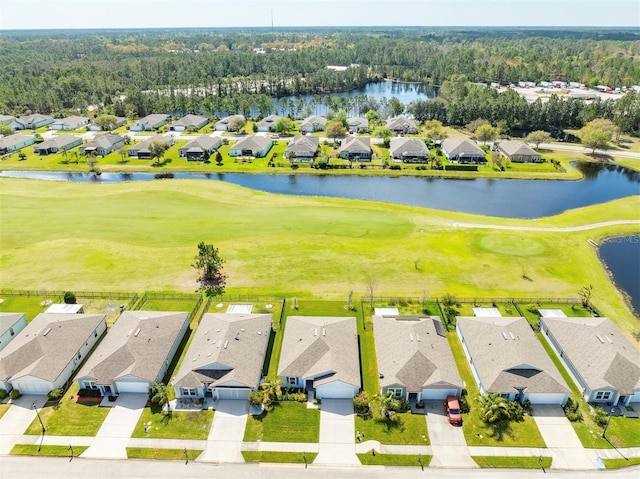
258, 378, 283, 411
375, 391, 400, 419
477, 393, 510, 424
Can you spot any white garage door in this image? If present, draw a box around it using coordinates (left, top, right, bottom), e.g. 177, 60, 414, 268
422, 389, 459, 400
527, 393, 567, 405
13, 382, 50, 395
216, 388, 250, 400
115, 381, 149, 394
317, 386, 354, 399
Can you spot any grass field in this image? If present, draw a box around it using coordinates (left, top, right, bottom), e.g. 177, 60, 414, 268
127, 448, 202, 460
472, 456, 552, 469
131, 407, 214, 440
355, 412, 430, 445
11, 445, 88, 457
358, 453, 432, 466
242, 451, 318, 463
0, 294, 48, 321
604, 457, 640, 469
243, 401, 320, 443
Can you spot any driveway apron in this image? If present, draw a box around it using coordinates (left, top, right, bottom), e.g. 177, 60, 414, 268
314, 399, 359, 465
81, 393, 147, 459
532, 405, 596, 470
425, 400, 477, 468
198, 400, 248, 463
0, 395, 47, 454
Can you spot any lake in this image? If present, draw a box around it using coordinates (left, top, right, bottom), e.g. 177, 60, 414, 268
599, 236, 640, 316
1, 162, 638, 218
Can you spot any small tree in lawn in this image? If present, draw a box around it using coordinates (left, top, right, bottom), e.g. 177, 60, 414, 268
478, 393, 511, 424
578, 284, 593, 308
525, 130, 551, 149
0, 125, 13, 136
148, 382, 169, 407
326, 120, 347, 143
215, 151, 223, 166
375, 391, 400, 420
94, 114, 118, 132
18, 151, 27, 161
475, 124, 499, 144
149, 140, 170, 166
228, 116, 246, 132
63, 291, 76, 304
192, 241, 227, 296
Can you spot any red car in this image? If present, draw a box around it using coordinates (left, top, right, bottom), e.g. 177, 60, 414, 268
445, 395, 462, 425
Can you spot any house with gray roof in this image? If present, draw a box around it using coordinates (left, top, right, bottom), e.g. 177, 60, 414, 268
215, 115, 245, 132
456, 316, 569, 405
0, 115, 16, 126
169, 114, 209, 132
0, 313, 27, 352
347, 117, 369, 133
386, 116, 418, 135
0, 313, 106, 395
374, 315, 463, 401
497, 140, 542, 163
442, 138, 486, 163
389, 137, 430, 162
540, 316, 640, 406
81, 134, 125, 157
278, 316, 360, 399
257, 114, 282, 132
33, 134, 82, 155
11, 114, 54, 130
172, 313, 271, 401
76, 310, 189, 395
179, 135, 222, 160
285, 136, 319, 162
89, 116, 127, 131
0, 133, 36, 155
51, 116, 91, 131
129, 114, 169, 132
228, 136, 272, 158
300, 115, 327, 133
127, 135, 174, 158
338, 136, 371, 161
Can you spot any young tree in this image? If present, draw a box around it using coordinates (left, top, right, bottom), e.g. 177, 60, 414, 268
148, 140, 170, 166
148, 382, 169, 407
0, 125, 13, 136
423, 119, 448, 142
227, 116, 246, 132
273, 117, 296, 134
215, 151, 223, 166
388, 97, 405, 117
192, 241, 227, 296
326, 120, 347, 143
63, 291, 76, 304
578, 284, 593, 308
579, 119, 616, 153
477, 393, 510, 424
475, 124, 499, 144
525, 130, 551, 149
94, 114, 118, 132
375, 391, 400, 419
372, 126, 393, 139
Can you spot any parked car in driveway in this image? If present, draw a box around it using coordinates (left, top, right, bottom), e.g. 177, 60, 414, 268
445, 395, 462, 425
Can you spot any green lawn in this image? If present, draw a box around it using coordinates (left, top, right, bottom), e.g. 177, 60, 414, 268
472, 456, 552, 469
243, 402, 320, 443
127, 447, 202, 460
0, 404, 11, 420
604, 457, 640, 469
358, 453, 432, 466
131, 406, 214, 440
25, 384, 109, 436
136, 296, 199, 312
356, 412, 430, 445
573, 415, 640, 449
0, 294, 48, 321
11, 445, 88, 457
242, 451, 318, 464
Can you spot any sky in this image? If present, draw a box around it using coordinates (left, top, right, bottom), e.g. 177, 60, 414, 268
1, 0, 638, 30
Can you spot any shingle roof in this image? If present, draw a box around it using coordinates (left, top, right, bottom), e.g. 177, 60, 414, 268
179, 135, 220, 152
171, 114, 208, 128
83, 134, 124, 150
230, 135, 271, 152
0, 313, 105, 383
133, 114, 168, 127
77, 311, 188, 385
386, 116, 417, 131
389, 137, 429, 157
0, 313, 25, 337
285, 136, 319, 155
0, 133, 35, 150
497, 140, 539, 158
257, 115, 282, 129
339, 136, 370, 153
541, 317, 640, 395
216, 115, 245, 125
172, 313, 271, 389
374, 316, 462, 392
129, 135, 172, 152
457, 316, 568, 395
441, 138, 485, 156
278, 316, 360, 389
53, 116, 89, 129
300, 116, 327, 129
34, 134, 81, 151
347, 117, 369, 129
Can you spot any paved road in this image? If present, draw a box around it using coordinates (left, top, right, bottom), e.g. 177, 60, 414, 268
539, 143, 640, 160
452, 220, 640, 232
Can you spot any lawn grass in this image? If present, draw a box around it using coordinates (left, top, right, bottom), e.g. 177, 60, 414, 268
355, 412, 430, 445
604, 457, 640, 469
127, 447, 202, 460
358, 453, 432, 466
25, 384, 109, 436
136, 296, 199, 312
242, 451, 318, 463
572, 415, 640, 449
0, 294, 47, 321
0, 404, 11, 420
243, 401, 320, 443
472, 456, 552, 469
76, 295, 136, 326
131, 406, 214, 440
11, 445, 88, 457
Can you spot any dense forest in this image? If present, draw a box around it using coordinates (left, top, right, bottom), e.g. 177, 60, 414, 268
1, 27, 639, 134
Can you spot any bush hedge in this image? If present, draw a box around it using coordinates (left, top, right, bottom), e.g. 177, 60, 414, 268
444, 164, 479, 171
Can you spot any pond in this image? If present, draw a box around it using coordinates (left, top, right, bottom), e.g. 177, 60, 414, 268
599, 235, 640, 316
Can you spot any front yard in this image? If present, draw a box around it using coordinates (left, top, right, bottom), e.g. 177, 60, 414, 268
243, 401, 320, 443
131, 406, 214, 440
355, 412, 430, 445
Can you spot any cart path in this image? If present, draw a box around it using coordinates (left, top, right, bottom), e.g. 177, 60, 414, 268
451, 219, 640, 232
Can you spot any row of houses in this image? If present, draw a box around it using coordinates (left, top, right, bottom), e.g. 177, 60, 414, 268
2, 306, 636, 407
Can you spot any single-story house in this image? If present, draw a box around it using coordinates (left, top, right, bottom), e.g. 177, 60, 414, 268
215, 115, 245, 132
456, 316, 569, 405
172, 313, 271, 400
284, 135, 319, 161
0, 313, 106, 395
179, 135, 222, 160
129, 114, 169, 132
347, 117, 369, 133
51, 116, 91, 131
228, 136, 272, 158
257, 114, 282, 132
0, 313, 27, 352
169, 114, 209, 132
496, 140, 542, 163
374, 315, 463, 401
127, 135, 174, 158
278, 316, 360, 400
0, 133, 36, 155
45, 303, 84, 314
33, 134, 82, 155
539, 316, 640, 406
300, 115, 326, 133
88, 116, 127, 131
0, 115, 16, 126
441, 138, 487, 163
76, 310, 189, 395
338, 136, 371, 161
11, 114, 54, 130
80, 134, 125, 157
386, 116, 418, 135
389, 137, 430, 162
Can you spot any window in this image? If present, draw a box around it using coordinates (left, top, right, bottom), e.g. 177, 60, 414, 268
595, 391, 611, 400
388, 388, 404, 398
500, 393, 510, 399
84, 380, 97, 390
288, 377, 297, 385
9, 327, 15, 336
181, 388, 197, 397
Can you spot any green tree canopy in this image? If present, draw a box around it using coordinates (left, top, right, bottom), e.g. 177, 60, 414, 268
326, 120, 347, 141
273, 117, 296, 134
228, 116, 246, 132
192, 241, 226, 296
579, 119, 616, 153
525, 130, 551, 149
475, 124, 499, 144
94, 114, 118, 131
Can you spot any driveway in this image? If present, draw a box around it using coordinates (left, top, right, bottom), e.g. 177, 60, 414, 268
198, 400, 248, 463
425, 400, 477, 468
314, 399, 359, 465
81, 393, 147, 459
532, 405, 596, 470
0, 395, 47, 454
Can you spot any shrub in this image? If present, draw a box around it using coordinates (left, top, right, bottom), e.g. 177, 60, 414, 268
593, 406, 609, 427
459, 391, 470, 413
389, 164, 402, 170
47, 388, 64, 400
9, 389, 21, 400
393, 398, 411, 413
506, 400, 524, 421
353, 391, 370, 415
526, 304, 539, 315
0, 389, 7, 399
63, 291, 76, 304
444, 164, 479, 171
78, 388, 101, 398
248, 391, 262, 408
416, 400, 425, 409
564, 397, 583, 422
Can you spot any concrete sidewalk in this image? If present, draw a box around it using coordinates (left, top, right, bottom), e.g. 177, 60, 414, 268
314, 399, 359, 465
198, 400, 248, 463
